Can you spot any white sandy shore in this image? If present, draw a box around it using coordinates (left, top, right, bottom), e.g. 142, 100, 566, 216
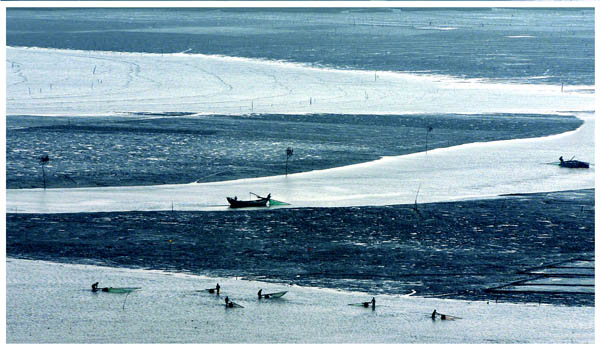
5, 258, 594, 343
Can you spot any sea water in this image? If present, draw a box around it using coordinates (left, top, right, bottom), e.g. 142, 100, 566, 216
6, 7, 594, 85
5, 112, 594, 213
4, 7, 595, 343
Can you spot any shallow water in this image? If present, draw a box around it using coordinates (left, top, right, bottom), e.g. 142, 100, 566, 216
6, 258, 594, 343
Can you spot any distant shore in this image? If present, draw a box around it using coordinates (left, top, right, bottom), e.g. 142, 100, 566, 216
7, 188, 594, 306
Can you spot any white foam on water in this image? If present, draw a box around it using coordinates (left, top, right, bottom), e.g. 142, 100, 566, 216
5, 258, 594, 344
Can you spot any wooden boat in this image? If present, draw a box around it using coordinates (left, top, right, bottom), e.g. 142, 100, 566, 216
227, 194, 271, 208
559, 156, 589, 168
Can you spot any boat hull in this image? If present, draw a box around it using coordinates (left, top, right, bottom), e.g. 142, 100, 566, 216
560, 161, 590, 168
262, 291, 287, 299
227, 196, 270, 208
97, 287, 140, 293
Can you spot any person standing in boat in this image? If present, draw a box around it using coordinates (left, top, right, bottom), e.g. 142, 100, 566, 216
431, 309, 437, 320
258, 289, 262, 299
371, 297, 376, 310
559, 156, 565, 165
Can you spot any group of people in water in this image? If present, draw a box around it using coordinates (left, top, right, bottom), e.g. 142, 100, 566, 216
223, 288, 274, 307
93, 282, 450, 318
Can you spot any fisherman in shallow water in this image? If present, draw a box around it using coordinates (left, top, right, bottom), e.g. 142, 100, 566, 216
216, 283, 220, 295
258, 289, 262, 299
431, 309, 437, 320
371, 297, 376, 310
91, 282, 99, 292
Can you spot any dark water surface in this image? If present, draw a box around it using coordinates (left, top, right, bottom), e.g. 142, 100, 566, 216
7, 189, 594, 306
6, 113, 582, 189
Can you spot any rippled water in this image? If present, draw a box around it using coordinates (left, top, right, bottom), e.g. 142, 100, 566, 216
5, 113, 582, 189
7, 189, 595, 306
4, 7, 595, 343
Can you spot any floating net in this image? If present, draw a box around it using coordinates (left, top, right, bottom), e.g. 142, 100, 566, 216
485, 258, 594, 295
269, 199, 290, 206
